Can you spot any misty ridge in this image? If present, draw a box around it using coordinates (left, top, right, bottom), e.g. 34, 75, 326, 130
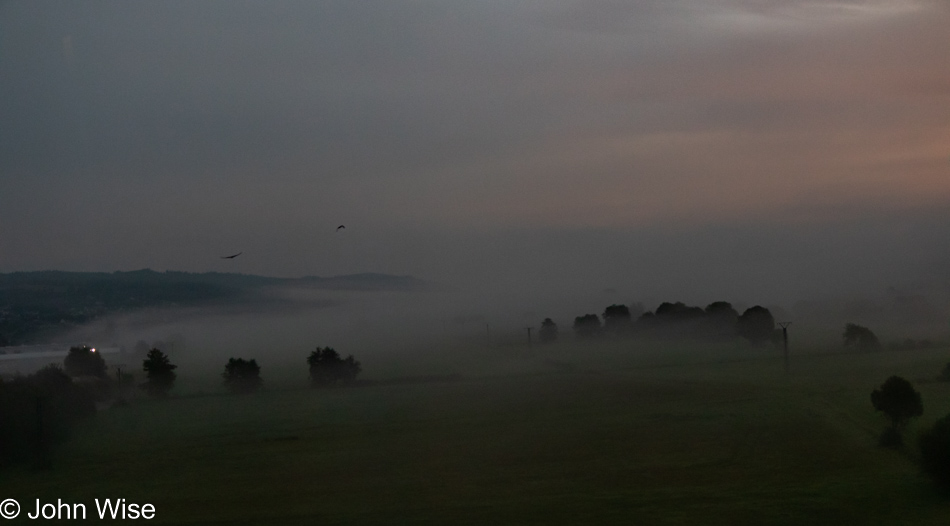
0, 269, 423, 345
2, 267, 949, 386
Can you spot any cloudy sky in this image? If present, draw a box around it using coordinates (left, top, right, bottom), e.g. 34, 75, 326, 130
1, 0, 949, 306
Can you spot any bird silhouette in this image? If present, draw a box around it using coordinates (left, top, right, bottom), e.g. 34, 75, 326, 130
220, 252, 243, 259
336, 225, 345, 231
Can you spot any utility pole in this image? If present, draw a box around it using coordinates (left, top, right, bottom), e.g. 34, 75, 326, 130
778, 322, 791, 375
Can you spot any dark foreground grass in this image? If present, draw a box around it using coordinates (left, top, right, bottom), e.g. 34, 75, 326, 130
2, 344, 950, 524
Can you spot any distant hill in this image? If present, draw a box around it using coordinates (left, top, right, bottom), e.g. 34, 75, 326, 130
0, 270, 424, 346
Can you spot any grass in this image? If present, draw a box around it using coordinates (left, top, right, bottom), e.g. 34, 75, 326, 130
2, 340, 950, 524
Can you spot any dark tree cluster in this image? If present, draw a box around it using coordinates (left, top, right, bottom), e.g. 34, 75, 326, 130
222, 358, 262, 394
308, 347, 361, 387
217, 347, 363, 394
0, 365, 96, 468
561, 301, 775, 344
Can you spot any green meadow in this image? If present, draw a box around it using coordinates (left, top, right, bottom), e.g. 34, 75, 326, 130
3, 341, 950, 525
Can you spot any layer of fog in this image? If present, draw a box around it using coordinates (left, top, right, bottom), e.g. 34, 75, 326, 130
60, 253, 950, 391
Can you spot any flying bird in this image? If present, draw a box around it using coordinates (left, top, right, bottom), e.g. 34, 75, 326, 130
336, 225, 345, 231
220, 252, 243, 259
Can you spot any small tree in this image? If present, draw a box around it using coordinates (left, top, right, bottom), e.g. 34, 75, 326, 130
844, 323, 880, 351
573, 314, 601, 339
737, 306, 775, 345
222, 358, 262, 394
919, 413, 950, 486
63, 345, 107, 378
602, 304, 632, 335
307, 347, 360, 387
142, 348, 177, 398
871, 375, 923, 447
539, 318, 558, 343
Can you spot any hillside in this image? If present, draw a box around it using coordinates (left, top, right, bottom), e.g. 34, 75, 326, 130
0, 270, 424, 345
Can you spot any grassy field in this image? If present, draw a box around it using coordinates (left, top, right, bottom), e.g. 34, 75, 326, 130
2, 340, 950, 524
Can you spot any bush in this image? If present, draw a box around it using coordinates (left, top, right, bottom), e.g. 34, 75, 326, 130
308, 347, 361, 387
222, 358, 262, 394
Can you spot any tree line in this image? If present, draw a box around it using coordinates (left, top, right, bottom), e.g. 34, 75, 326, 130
0, 344, 361, 468
536, 302, 891, 353
536, 301, 779, 345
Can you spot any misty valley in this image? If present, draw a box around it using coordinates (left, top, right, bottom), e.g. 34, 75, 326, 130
2, 271, 950, 524
4, 0, 950, 522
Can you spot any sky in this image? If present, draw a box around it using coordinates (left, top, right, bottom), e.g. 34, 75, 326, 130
2, 0, 949, 309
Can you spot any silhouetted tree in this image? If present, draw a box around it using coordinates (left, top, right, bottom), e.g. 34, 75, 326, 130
539, 318, 558, 343
573, 314, 601, 339
843, 323, 881, 351
307, 347, 361, 387
142, 348, 177, 398
737, 306, 775, 345
871, 375, 922, 447
222, 358, 262, 394
602, 304, 632, 335
919, 413, 950, 486
704, 301, 739, 339
63, 345, 107, 378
